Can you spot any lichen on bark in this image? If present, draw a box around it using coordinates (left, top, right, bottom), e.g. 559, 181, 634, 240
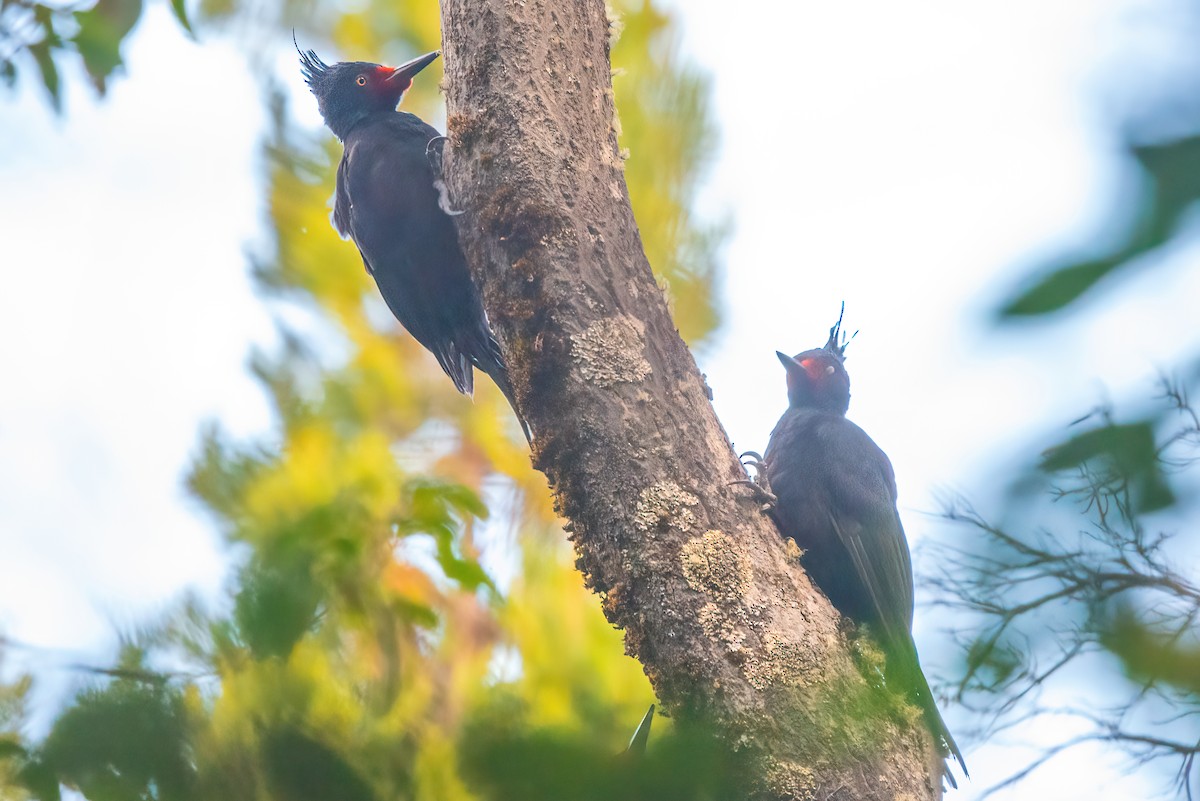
571, 315, 652, 387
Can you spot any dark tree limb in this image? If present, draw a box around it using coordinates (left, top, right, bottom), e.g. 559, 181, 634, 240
438, 0, 943, 797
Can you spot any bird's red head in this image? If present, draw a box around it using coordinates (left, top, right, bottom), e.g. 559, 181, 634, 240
777, 306, 854, 414
777, 348, 850, 413
297, 39, 440, 141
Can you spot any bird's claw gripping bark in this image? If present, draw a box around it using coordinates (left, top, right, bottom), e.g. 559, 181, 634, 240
730, 450, 777, 511
426, 136, 465, 216
425, 135, 449, 170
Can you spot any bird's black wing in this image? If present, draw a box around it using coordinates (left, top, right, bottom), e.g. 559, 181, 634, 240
333, 155, 352, 240
333, 156, 371, 273
822, 421, 915, 653
340, 113, 482, 395
823, 422, 967, 779
334, 113, 528, 438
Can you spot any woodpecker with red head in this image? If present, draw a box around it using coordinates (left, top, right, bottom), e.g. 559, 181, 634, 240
757, 311, 966, 784
297, 40, 529, 440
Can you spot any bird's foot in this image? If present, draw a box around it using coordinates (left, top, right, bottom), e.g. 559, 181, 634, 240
425, 135, 449, 170
434, 180, 465, 216
730, 450, 777, 511
426, 136, 465, 216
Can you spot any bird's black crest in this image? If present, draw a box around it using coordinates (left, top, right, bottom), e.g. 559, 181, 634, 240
823, 302, 858, 361
294, 31, 330, 87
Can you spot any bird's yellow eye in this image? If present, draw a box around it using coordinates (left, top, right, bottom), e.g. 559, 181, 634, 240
825, 365, 835, 375
356, 75, 368, 86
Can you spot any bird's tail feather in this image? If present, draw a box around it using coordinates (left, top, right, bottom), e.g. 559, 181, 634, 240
439, 331, 531, 444
474, 336, 532, 445
435, 347, 474, 397
905, 659, 967, 788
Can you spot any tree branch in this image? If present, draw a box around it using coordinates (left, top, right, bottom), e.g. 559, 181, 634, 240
437, 0, 944, 797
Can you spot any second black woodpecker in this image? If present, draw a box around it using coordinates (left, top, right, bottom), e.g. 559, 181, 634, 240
762, 317, 966, 784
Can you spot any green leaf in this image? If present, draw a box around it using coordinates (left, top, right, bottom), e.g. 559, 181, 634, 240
460, 704, 742, 801
261, 726, 378, 801
42, 681, 194, 801
72, 0, 143, 94
16, 755, 61, 801
169, 0, 194, 35
1039, 419, 1175, 513
0, 738, 27, 759
998, 255, 1129, 317
399, 480, 495, 591
394, 597, 439, 628
1039, 421, 1153, 472
438, 482, 489, 519
235, 556, 324, 659
1101, 604, 1200, 695
186, 422, 269, 523
435, 535, 494, 592
1133, 134, 1200, 226
27, 38, 61, 112
999, 134, 1200, 319
406, 479, 488, 522
963, 635, 1021, 691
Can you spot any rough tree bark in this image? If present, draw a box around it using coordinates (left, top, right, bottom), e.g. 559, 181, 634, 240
438, 0, 944, 798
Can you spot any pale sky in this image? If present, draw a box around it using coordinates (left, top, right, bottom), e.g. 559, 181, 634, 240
2, 0, 1198, 797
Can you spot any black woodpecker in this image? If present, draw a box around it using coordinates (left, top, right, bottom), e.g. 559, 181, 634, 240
298, 41, 529, 439
756, 314, 966, 785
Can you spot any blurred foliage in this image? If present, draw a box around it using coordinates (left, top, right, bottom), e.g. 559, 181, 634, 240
998, 132, 1200, 319
0, 0, 191, 110
937, 8, 1200, 795
2, 0, 728, 799
459, 703, 743, 801
932, 379, 1200, 798
1037, 415, 1175, 514
40, 676, 194, 801
613, 2, 726, 346
0, 647, 34, 800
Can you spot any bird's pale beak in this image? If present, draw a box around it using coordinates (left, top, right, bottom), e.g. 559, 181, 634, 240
387, 50, 440, 83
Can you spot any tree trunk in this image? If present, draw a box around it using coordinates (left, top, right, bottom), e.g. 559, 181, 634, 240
437, 0, 943, 797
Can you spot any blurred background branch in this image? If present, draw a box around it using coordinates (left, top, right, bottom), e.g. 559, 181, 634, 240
931, 377, 1200, 799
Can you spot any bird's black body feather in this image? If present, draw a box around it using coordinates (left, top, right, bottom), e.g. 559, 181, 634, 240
765, 328, 966, 784
766, 408, 914, 644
